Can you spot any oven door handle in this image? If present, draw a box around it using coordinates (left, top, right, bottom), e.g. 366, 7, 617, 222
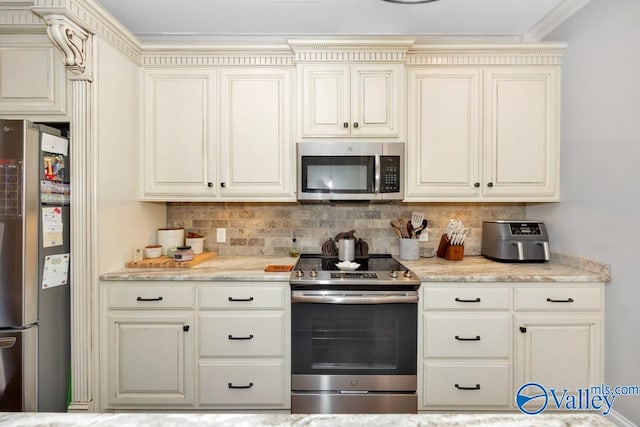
291, 293, 418, 304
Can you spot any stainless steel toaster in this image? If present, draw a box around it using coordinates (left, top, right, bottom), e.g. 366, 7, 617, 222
481, 220, 550, 262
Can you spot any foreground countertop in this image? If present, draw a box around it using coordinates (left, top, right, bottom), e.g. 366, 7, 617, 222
100, 254, 610, 283
0, 412, 616, 426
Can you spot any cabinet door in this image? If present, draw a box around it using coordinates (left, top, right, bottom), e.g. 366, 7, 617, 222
299, 65, 350, 137
219, 69, 294, 199
143, 69, 216, 198
0, 40, 66, 115
406, 68, 481, 199
107, 312, 195, 406
483, 67, 559, 199
350, 64, 402, 137
515, 316, 602, 393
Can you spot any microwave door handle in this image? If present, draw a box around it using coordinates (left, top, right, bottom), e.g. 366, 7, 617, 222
374, 155, 381, 194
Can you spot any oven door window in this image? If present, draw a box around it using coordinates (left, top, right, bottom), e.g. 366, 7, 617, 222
301, 156, 374, 194
292, 303, 417, 375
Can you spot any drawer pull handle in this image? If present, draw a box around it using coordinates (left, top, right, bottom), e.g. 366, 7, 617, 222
455, 297, 481, 303
546, 297, 574, 303
455, 384, 481, 391
228, 334, 254, 340
228, 382, 254, 389
455, 335, 481, 341
228, 297, 254, 302
136, 296, 163, 302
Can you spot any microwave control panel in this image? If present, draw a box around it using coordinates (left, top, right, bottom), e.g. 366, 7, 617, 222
380, 156, 400, 193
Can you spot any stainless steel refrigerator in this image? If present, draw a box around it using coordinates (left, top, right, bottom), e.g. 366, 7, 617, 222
0, 119, 70, 412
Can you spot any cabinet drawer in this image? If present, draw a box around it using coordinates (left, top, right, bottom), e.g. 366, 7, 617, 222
423, 287, 510, 310
199, 362, 285, 406
423, 362, 511, 407
199, 313, 284, 357
514, 286, 602, 311
108, 286, 195, 309
199, 286, 284, 309
424, 314, 511, 358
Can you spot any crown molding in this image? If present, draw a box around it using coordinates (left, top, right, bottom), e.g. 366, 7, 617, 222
141, 44, 296, 66
407, 43, 566, 66
524, 0, 592, 41
288, 38, 415, 62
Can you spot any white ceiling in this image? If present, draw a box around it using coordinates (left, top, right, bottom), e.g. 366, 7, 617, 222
94, 0, 590, 43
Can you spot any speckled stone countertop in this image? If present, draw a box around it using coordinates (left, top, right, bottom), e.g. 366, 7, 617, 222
0, 412, 617, 426
100, 254, 610, 283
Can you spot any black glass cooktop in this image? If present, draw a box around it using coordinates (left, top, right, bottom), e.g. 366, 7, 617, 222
294, 253, 406, 272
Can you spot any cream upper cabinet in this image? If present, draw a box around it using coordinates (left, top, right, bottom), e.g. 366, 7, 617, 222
299, 64, 403, 139
143, 67, 295, 202
143, 68, 217, 198
406, 65, 560, 202
0, 35, 67, 116
218, 68, 294, 199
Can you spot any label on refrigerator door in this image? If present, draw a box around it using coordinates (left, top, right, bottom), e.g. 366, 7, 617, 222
42, 206, 64, 247
41, 132, 68, 156
42, 253, 69, 289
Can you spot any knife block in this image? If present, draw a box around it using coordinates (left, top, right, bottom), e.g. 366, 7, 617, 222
437, 234, 464, 261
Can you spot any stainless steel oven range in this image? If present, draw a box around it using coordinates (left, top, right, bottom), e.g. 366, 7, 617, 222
289, 254, 420, 414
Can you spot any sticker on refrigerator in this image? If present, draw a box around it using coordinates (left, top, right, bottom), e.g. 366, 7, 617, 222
42, 253, 69, 289
42, 207, 64, 247
43, 153, 65, 181
41, 132, 68, 156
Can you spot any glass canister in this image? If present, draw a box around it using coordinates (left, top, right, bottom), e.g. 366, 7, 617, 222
174, 245, 194, 261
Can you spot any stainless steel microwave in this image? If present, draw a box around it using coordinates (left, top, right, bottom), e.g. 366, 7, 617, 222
297, 142, 404, 201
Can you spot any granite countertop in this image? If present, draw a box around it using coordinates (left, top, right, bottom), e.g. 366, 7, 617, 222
100, 254, 610, 283
0, 412, 617, 426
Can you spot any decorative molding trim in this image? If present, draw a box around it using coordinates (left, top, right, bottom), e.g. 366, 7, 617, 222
0, 9, 44, 27
607, 410, 637, 427
407, 43, 566, 66
525, 0, 592, 41
41, 14, 91, 77
32, 0, 141, 63
141, 45, 296, 66
288, 38, 415, 62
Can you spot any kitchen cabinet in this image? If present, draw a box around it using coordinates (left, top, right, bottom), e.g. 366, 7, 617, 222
142, 67, 295, 201
101, 284, 196, 407
406, 66, 560, 202
0, 35, 67, 116
298, 64, 403, 138
515, 285, 603, 394
100, 281, 290, 410
197, 283, 290, 409
420, 285, 513, 410
143, 68, 217, 198
419, 282, 604, 412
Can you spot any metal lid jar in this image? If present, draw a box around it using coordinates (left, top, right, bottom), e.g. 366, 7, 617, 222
174, 245, 194, 261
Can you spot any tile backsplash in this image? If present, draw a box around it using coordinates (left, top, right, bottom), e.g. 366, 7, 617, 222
167, 202, 525, 257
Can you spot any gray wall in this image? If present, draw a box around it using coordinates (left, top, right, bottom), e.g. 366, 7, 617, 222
529, 0, 640, 423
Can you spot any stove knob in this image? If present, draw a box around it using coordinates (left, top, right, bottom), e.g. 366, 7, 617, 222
294, 269, 304, 278
403, 270, 413, 279
310, 269, 318, 278
389, 270, 399, 279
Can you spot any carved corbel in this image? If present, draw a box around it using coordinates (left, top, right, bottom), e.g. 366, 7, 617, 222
39, 13, 93, 81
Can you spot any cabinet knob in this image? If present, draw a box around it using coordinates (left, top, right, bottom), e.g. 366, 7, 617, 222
343, 122, 349, 128
183, 325, 190, 332
220, 182, 226, 188
353, 122, 359, 128
207, 182, 213, 188
487, 182, 494, 187
519, 327, 527, 333
474, 182, 480, 188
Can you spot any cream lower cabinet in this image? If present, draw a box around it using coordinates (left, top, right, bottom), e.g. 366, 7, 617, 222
514, 285, 603, 394
197, 283, 290, 409
419, 282, 604, 412
100, 281, 290, 411
142, 67, 294, 201
101, 284, 196, 408
406, 66, 559, 202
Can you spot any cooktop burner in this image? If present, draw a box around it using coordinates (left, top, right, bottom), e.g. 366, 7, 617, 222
290, 254, 420, 289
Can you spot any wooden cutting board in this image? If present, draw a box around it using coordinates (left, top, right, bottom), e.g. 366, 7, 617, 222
126, 251, 217, 268
264, 264, 294, 272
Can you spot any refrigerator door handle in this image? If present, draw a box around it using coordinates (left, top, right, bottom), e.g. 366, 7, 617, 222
0, 337, 17, 349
